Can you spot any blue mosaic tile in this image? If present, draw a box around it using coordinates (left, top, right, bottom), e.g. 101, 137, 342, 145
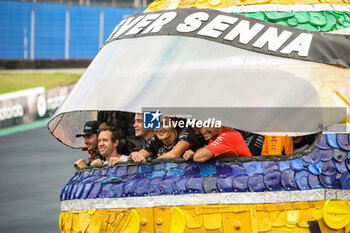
319, 174, 333, 188
186, 175, 204, 193
203, 175, 218, 193
173, 176, 188, 194
166, 168, 185, 177
81, 182, 93, 199
88, 182, 102, 198
230, 163, 246, 177
216, 163, 233, 176
244, 161, 263, 175
138, 164, 152, 173
335, 160, 348, 173
149, 169, 166, 179
318, 134, 330, 149
303, 148, 322, 163
133, 178, 150, 196
115, 166, 127, 177
232, 174, 249, 192
326, 134, 340, 149
321, 160, 336, 176
264, 169, 283, 191
184, 164, 201, 175
198, 163, 216, 176
248, 173, 266, 192
263, 161, 279, 172
149, 178, 162, 196
334, 149, 348, 162
159, 177, 175, 195
307, 161, 322, 175
295, 170, 311, 190
340, 172, 350, 189
337, 134, 350, 151
281, 169, 298, 191
308, 174, 322, 189
333, 173, 343, 189
60, 133, 350, 201
217, 175, 233, 192
320, 148, 334, 162
291, 158, 304, 171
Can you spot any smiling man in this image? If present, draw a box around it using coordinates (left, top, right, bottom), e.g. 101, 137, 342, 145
98, 123, 128, 166
183, 126, 252, 162
130, 117, 201, 163
133, 113, 155, 146
73, 121, 104, 168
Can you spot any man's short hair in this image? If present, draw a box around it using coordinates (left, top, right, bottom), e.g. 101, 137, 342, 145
99, 123, 121, 142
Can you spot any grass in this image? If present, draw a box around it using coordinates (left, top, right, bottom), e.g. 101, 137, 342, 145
0, 73, 82, 94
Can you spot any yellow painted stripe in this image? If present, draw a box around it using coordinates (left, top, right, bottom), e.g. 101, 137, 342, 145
59, 201, 350, 233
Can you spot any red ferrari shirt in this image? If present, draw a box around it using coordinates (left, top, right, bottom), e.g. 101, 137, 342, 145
205, 127, 252, 157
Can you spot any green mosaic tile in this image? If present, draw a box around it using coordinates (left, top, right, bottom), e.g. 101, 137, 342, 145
295, 12, 311, 24
240, 11, 350, 32
275, 20, 289, 26
344, 14, 350, 23
321, 12, 337, 32
287, 17, 298, 27
338, 15, 346, 24
264, 11, 295, 21
292, 22, 319, 31
243, 12, 266, 21
309, 12, 327, 26
335, 24, 345, 30
329, 11, 346, 16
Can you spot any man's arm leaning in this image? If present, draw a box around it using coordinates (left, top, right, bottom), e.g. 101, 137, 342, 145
129, 149, 151, 163
193, 147, 214, 162
157, 141, 190, 159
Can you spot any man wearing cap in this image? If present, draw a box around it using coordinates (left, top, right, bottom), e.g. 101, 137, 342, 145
73, 121, 105, 169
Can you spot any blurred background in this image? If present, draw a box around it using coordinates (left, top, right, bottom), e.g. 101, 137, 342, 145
0, 0, 145, 232
0, 0, 145, 61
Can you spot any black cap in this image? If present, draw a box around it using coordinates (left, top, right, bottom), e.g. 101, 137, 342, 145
76, 121, 100, 137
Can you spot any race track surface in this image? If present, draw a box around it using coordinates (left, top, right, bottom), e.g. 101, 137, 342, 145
0, 126, 83, 233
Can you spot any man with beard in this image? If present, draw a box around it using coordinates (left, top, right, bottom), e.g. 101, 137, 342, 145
73, 121, 104, 168
183, 126, 252, 162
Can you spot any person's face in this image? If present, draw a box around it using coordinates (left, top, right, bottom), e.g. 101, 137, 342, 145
83, 134, 98, 150
201, 127, 220, 140
155, 122, 174, 141
98, 131, 117, 157
133, 114, 144, 137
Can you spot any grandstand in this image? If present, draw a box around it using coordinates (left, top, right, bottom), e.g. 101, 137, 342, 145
0, 0, 147, 61
10, 0, 151, 8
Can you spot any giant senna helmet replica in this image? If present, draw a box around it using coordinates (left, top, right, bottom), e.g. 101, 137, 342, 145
49, 0, 350, 232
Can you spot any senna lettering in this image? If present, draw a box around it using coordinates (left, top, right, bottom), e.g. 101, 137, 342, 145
104, 8, 350, 68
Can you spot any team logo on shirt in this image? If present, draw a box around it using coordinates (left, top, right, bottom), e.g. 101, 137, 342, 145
158, 148, 167, 156
143, 110, 162, 129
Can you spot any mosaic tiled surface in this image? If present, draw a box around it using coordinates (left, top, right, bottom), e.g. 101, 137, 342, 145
240, 11, 350, 31
146, 0, 350, 13
145, 0, 350, 33
59, 200, 350, 233
60, 134, 350, 201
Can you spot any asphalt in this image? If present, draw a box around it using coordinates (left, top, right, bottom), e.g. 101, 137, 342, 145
0, 126, 83, 233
